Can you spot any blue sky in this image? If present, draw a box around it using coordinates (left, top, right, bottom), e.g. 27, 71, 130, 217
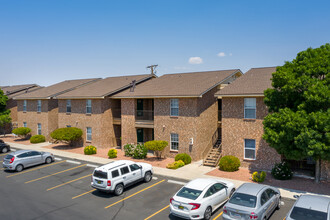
0, 0, 329, 86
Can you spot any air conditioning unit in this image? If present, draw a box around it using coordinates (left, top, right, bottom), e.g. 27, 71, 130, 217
189, 138, 194, 145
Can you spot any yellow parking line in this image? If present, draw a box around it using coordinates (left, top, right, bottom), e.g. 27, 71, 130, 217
212, 211, 223, 220
25, 164, 87, 184
144, 204, 169, 220
105, 179, 165, 209
72, 189, 96, 200
1, 152, 10, 156
47, 174, 91, 191
6, 160, 66, 178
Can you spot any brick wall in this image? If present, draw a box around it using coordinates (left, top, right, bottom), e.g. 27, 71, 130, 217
121, 99, 136, 145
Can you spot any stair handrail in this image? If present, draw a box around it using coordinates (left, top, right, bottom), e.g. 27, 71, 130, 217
202, 129, 219, 165
214, 144, 222, 167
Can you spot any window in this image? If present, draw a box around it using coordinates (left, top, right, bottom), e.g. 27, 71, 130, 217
86, 99, 92, 114
66, 100, 71, 113
213, 183, 226, 192
93, 170, 108, 179
204, 186, 216, 198
244, 139, 256, 160
37, 100, 41, 112
30, 151, 41, 156
111, 170, 120, 178
86, 127, 92, 141
260, 191, 269, 206
177, 187, 202, 200
23, 122, 27, 127
37, 123, 42, 135
120, 166, 130, 175
170, 133, 179, 151
244, 98, 256, 119
23, 100, 27, 112
266, 188, 276, 199
290, 207, 327, 220
170, 99, 179, 116
129, 164, 141, 171
66, 125, 71, 128
229, 193, 257, 208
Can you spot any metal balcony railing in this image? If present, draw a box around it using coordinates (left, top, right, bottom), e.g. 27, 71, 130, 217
135, 110, 154, 121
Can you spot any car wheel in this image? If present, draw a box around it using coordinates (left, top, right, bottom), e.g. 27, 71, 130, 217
16, 164, 24, 172
276, 197, 281, 210
229, 188, 235, 198
204, 206, 212, 220
144, 171, 152, 182
2, 147, 8, 153
114, 184, 124, 196
45, 157, 52, 164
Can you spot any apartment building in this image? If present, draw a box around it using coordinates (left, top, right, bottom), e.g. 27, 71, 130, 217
216, 67, 330, 180
55, 74, 154, 148
14, 78, 100, 139
113, 69, 243, 160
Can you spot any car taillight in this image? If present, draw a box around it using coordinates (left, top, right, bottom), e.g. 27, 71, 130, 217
107, 180, 111, 186
9, 157, 15, 164
249, 212, 258, 219
189, 203, 201, 210
223, 206, 227, 214
170, 198, 174, 204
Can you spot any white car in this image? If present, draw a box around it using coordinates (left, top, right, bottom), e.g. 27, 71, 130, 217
91, 160, 153, 196
170, 178, 235, 220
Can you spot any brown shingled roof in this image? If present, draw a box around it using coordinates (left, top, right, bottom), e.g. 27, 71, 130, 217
215, 67, 277, 97
56, 74, 153, 99
0, 84, 41, 98
14, 78, 100, 100
112, 69, 242, 98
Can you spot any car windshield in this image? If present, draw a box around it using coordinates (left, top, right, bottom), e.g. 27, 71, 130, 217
290, 207, 327, 220
176, 187, 202, 200
93, 170, 108, 179
229, 193, 257, 208
4, 155, 14, 160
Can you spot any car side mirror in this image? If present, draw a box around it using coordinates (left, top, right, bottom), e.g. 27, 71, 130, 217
138, 165, 142, 169
293, 195, 300, 199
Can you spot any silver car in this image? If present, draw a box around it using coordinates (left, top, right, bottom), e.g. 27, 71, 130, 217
222, 183, 281, 220
285, 195, 330, 220
3, 150, 55, 172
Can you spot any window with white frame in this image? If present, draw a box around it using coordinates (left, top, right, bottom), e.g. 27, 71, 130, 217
37, 123, 42, 135
244, 139, 256, 160
86, 100, 92, 114
23, 100, 27, 112
23, 122, 27, 127
66, 100, 71, 113
170, 133, 179, 151
86, 127, 92, 141
244, 98, 256, 119
170, 99, 179, 116
37, 100, 41, 112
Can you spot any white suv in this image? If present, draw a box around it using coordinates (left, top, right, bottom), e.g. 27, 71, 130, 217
91, 160, 153, 196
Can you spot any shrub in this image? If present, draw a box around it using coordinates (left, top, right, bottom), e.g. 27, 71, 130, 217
252, 171, 267, 183
219, 155, 240, 172
12, 127, 31, 139
144, 140, 168, 159
271, 161, 293, 180
108, 149, 117, 158
175, 153, 192, 165
133, 144, 148, 159
123, 144, 135, 157
84, 145, 97, 155
166, 160, 185, 169
30, 135, 46, 144
50, 127, 82, 146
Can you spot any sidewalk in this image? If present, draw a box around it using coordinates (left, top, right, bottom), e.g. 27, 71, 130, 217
4, 141, 328, 200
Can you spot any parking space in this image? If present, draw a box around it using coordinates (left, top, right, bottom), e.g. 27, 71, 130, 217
0, 150, 295, 220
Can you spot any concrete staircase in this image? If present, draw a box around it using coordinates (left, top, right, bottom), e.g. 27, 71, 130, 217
203, 138, 222, 167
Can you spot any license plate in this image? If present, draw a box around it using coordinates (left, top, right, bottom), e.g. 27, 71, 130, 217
178, 205, 184, 210
97, 180, 102, 184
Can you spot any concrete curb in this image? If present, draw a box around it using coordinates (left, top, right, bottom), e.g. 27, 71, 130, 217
4, 141, 328, 200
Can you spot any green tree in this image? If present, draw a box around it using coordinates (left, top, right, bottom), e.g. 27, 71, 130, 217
0, 89, 11, 135
263, 43, 330, 183
50, 127, 83, 146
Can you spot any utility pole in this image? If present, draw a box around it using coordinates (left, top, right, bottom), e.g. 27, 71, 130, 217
147, 65, 158, 75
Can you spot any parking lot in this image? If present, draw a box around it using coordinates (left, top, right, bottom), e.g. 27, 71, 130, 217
0, 149, 295, 220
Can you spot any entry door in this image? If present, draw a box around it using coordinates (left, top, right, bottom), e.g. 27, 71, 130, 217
137, 129, 144, 143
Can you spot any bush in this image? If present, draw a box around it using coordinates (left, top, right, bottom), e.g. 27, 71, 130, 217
252, 171, 267, 183
108, 149, 117, 158
166, 160, 185, 169
219, 155, 240, 172
50, 127, 83, 146
133, 144, 148, 159
144, 140, 168, 159
30, 135, 46, 144
123, 144, 135, 157
84, 145, 97, 155
271, 161, 293, 180
12, 127, 31, 139
175, 153, 192, 165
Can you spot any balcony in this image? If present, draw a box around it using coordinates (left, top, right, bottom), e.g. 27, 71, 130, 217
135, 110, 154, 128
112, 108, 121, 125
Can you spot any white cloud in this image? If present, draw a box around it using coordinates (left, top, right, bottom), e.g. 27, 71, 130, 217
188, 57, 203, 64
217, 52, 226, 57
